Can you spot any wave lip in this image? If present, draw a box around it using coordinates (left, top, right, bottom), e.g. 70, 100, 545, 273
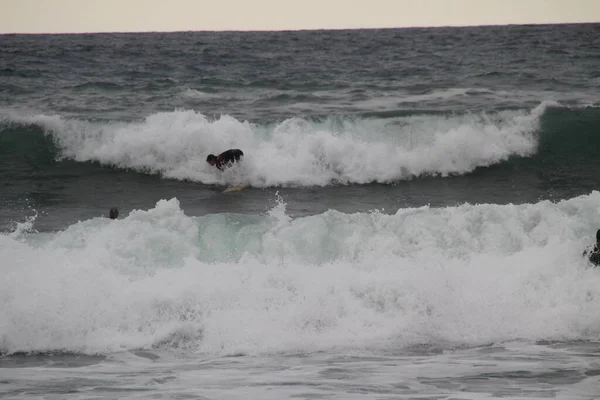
0, 103, 549, 187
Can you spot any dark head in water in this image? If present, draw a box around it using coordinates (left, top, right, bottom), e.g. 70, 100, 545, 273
109, 207, 119, 220
206, 154, 217, 166
597, 228, 600, 244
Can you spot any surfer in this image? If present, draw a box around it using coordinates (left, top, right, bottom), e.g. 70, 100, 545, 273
108, 207, 119, 220
583, 229, 600, 267
206, 149, 244, 171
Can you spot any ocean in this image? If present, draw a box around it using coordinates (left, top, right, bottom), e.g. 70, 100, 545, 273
2, 23, 600, 399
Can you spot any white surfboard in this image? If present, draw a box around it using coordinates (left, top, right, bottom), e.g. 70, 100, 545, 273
223, 185, 249, 193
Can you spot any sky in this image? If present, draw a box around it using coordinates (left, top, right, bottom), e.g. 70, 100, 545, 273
1, 0, 599, 34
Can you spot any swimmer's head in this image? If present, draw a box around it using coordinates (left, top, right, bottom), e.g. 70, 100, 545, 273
109, 207, 119, 220
206, 154, 217, 166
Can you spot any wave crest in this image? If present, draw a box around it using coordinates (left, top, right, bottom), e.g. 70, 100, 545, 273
2, 191, 600, 355
0, 104, 549, 187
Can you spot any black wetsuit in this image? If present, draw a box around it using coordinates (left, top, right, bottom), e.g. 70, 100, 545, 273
215, 149, 244, 171
583, 245, 600, 267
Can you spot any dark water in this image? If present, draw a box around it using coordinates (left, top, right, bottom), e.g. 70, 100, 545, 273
1, 24, 600, 231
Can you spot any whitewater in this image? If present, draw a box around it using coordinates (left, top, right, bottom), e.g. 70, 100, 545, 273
0, 102, 545, 187
3, 190, 600, 357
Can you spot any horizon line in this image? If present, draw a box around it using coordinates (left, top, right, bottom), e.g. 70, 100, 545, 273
1, 20, 598, 36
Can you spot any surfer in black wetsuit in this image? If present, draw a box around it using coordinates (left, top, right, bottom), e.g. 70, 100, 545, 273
206, 149, 244, 171
583, 229, 600, 267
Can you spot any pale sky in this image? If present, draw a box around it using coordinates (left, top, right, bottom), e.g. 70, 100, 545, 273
1, 0, 599, 34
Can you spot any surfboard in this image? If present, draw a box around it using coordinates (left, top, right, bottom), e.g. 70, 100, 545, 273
223, 185, 249, 193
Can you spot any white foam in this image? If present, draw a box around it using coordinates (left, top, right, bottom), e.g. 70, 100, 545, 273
354, 88, 473, 109
2, 192, 600, 356
1, 103, 547, 187
179, 88, 211, 99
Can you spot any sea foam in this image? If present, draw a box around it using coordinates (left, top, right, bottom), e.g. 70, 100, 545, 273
0, 102, 547, 187
2, 190, 600, 356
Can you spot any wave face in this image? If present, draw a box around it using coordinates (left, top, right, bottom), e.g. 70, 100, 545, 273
2, 192, 600, 355
0, 103, 565, 187
3, 102, 600, 187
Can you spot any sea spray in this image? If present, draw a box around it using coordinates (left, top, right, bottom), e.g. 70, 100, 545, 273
2, 192, 600, 355
1, 104, 546, 186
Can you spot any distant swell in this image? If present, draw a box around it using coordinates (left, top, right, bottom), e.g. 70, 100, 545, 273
2, 102, 596, 187
0, 67, 43, 78
70, 81, 125, 91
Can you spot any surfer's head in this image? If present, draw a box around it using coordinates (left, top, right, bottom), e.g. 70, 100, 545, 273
206, 154, 217, 166
109, 207, 119, 220
597, 229, 600, 243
